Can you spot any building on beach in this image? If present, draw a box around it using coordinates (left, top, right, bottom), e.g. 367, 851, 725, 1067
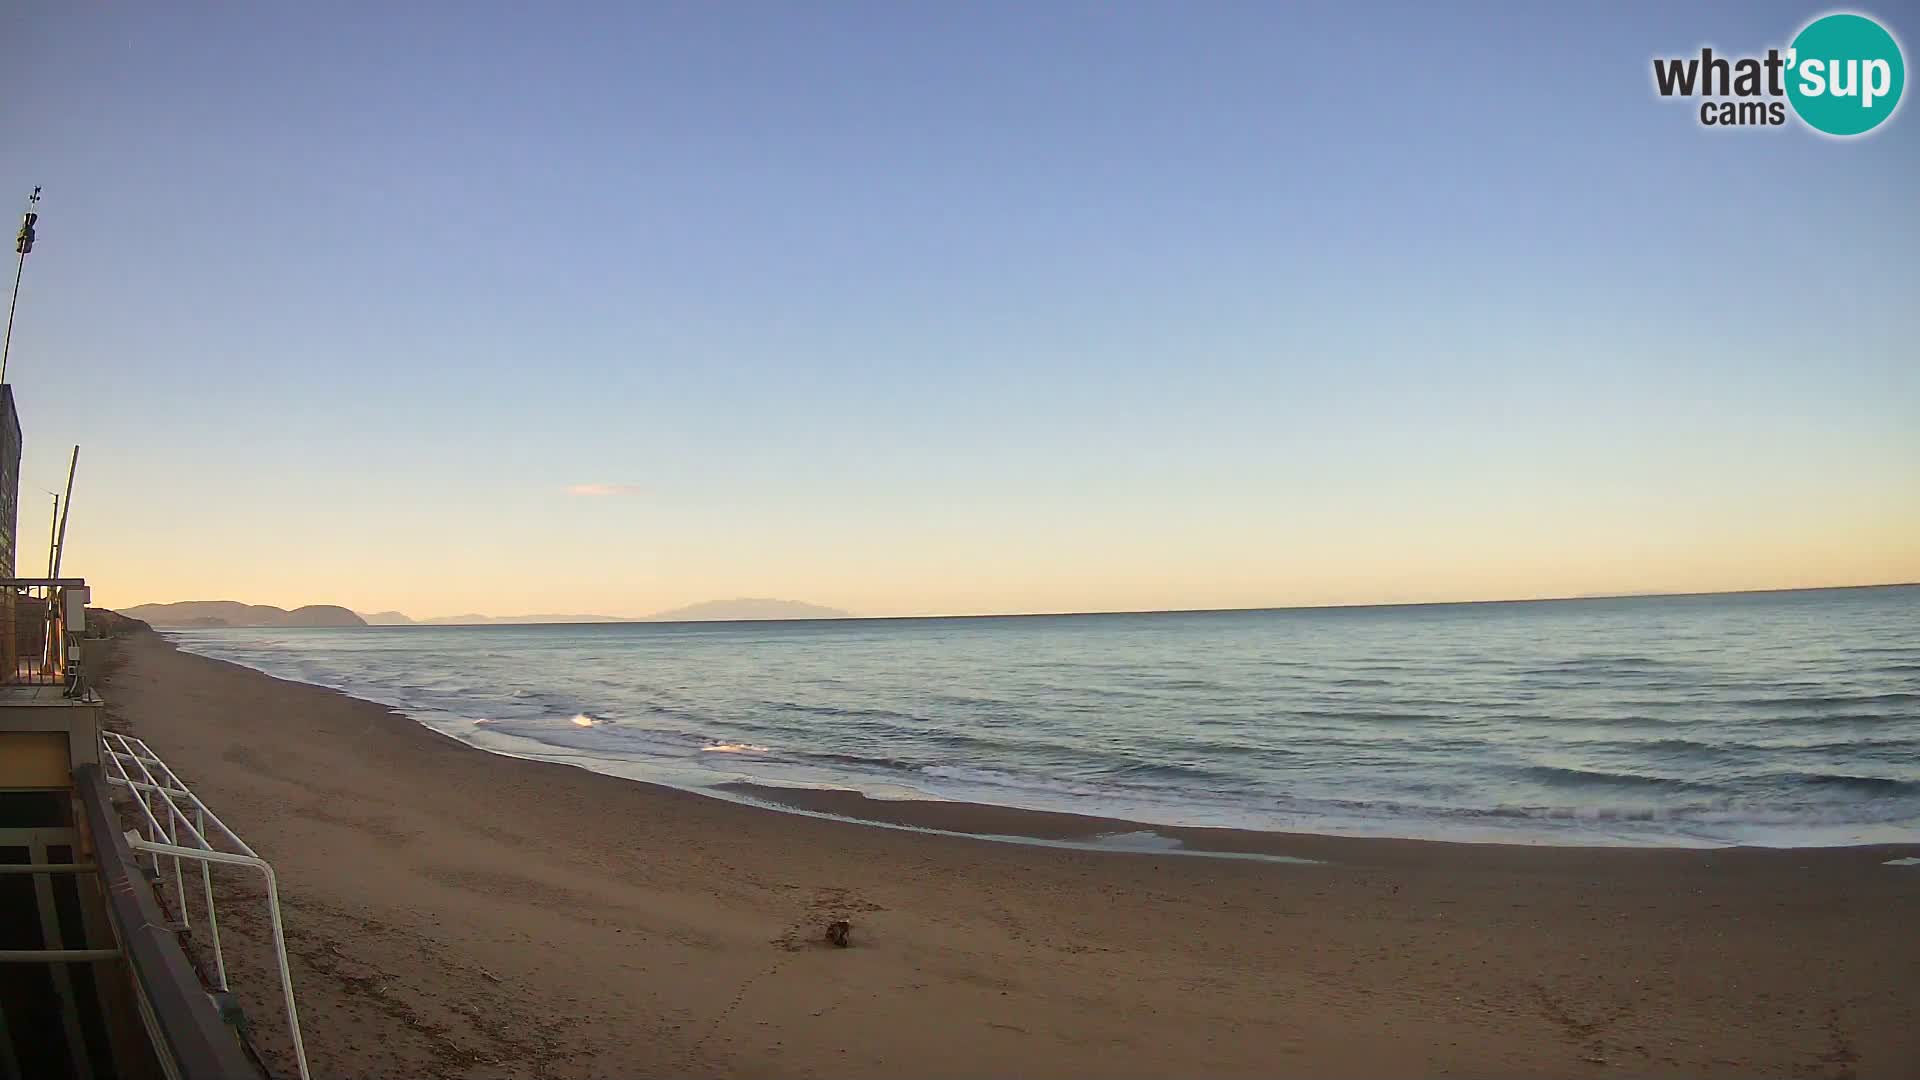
0, 375, 283, 1078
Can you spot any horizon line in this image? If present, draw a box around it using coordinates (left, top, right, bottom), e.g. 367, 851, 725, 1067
473, 581, 1918, 625
120, 581, 1916, 627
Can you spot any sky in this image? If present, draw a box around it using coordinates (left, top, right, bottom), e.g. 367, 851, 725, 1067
4, 2, 1916, 618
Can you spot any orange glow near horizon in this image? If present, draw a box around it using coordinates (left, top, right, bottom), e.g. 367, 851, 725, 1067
76, 490, 1920, 620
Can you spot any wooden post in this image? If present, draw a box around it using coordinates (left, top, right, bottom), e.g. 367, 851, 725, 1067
51, 446, 76, 579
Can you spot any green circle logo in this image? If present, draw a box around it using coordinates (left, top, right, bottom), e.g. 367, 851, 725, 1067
1786, 13, 1905, 136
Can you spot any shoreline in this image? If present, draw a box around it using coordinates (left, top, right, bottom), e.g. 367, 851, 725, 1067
718, 781, 1920, 862
102, 627, 1920, 1077
163, 627, 1919, 854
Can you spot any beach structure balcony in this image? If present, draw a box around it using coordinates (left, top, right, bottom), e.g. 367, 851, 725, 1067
0, 576, 291, 1078
0, 578, 90, 694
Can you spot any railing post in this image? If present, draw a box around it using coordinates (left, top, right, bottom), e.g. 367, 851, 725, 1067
197, 806, 226, 991
165, 791, 185, 926
256, 860, 308, 1080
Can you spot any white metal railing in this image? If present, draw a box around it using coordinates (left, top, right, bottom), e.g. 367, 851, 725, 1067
101, 731, 310, 1080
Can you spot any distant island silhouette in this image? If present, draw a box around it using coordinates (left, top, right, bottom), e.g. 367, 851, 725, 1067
364, 599, 852, 625
116, 598, 852, 627
364, 612, 635, 626
642, 598, 851, 623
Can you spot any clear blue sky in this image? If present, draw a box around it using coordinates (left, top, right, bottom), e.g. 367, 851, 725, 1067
6, 2, 1916, 617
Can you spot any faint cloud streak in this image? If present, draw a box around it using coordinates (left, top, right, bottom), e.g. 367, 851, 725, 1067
564, 483, 645, 497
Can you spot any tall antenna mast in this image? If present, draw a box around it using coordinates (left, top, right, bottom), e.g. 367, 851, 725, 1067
2, 187, 42, 386
51, 445, 77, 579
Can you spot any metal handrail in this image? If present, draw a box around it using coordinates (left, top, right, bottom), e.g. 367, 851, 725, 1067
101, 731, 310, 1080
77, 767, 261, 1080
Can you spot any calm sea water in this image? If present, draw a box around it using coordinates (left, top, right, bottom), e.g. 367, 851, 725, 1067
165, 586, 1919, 847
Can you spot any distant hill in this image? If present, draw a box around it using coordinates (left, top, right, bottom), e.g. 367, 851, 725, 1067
118, 601, 367, 628
405, 613, 635, 625
352, 598, 851, 625
643, 598, 850, 622
122, 598, 847, 629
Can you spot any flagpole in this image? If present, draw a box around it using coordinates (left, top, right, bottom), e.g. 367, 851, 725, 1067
2, 187, 42, 386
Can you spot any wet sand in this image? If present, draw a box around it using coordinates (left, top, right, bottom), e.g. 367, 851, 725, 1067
100, 628, 1919, 1078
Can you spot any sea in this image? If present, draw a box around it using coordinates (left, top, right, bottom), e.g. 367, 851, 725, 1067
163, 585, 1919, 848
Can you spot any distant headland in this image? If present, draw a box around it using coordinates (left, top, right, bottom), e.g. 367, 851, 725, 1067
117, 601, 368, 628
118, 597, 852, 627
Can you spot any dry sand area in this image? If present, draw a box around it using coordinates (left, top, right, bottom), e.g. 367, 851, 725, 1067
100, 629, 1919, 1078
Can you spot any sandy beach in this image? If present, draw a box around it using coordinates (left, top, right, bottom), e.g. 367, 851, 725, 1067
98, 628, 1918, 1079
